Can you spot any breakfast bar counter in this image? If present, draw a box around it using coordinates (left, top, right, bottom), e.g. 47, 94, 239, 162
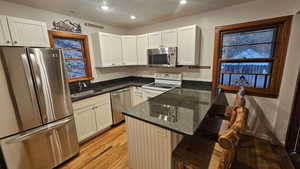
124, 88, 219, 135
123, 88, 222, 169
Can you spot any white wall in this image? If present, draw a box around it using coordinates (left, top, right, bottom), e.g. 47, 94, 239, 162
128, 0, 300, 143
0, 0, 133, 82
273, 13, 300, 142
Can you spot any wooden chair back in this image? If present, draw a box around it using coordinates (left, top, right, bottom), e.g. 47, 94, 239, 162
226, 89, 247, 128
217, 106, 249, 169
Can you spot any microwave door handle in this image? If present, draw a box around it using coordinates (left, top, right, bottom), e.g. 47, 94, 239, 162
5, 117, 73, 144
28, 50, 53, 123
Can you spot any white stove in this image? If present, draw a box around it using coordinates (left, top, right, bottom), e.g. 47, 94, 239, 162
142, 73, 182, 100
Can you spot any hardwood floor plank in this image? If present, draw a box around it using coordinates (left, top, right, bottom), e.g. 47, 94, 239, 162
57, 124, 129, 169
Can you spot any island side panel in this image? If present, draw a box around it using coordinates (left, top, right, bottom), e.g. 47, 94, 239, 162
125, 116, 183, 169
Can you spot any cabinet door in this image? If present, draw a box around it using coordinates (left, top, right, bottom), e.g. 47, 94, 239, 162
7, 16, 50, 47
0, 15, 12, 46
162, 29, 177, 47
122, 36, 137, 65
148, 32, 162, 49
94, 103, 113, 131
177, 25, 200, 65
137, 34, 149, 65
73, 107, 97, 142
99, 33, 123, 67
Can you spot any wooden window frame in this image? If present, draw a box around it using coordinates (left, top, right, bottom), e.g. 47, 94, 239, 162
212, 16, 293, 98
48, 31, 93, 83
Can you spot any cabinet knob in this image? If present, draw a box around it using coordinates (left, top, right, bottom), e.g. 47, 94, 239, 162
14, 41, 18, 44
6, 40, 10, 44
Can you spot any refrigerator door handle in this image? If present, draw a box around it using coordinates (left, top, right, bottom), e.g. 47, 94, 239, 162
28, 51, 54, 123
6, 117, 73, 144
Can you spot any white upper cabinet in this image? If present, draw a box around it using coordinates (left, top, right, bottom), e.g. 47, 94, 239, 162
148, 32, 162, 49
122, 36, 138, 65
161, 29, 177, 47
177, 25, 200, 65
7, 16, 49, 47
93, 25, 200, 67
93, 32, 123, 67
0, 15, 12, 46
137, 34, 149, 65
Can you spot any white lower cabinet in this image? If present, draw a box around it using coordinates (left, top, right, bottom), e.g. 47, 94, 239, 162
74, 106, 97, 142
94, 103, 113, 132
73, 93, 112, 142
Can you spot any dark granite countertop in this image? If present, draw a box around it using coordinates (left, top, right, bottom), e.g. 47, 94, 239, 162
123, 88, 219, 135
71, 77, 211, 102
71, 82, 147, 102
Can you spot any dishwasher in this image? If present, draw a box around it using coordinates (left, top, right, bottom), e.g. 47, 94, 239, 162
111, 88, 132, 125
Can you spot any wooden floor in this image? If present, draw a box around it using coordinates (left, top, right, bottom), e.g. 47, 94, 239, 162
58, 123, 129, 169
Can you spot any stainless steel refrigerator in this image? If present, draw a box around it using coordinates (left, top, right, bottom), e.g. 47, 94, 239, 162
0, 47, 79, 169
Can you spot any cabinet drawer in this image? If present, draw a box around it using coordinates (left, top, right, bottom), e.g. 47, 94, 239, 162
72, 93, 111, 110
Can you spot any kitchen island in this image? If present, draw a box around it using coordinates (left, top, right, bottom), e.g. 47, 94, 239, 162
123, 88, 221, 169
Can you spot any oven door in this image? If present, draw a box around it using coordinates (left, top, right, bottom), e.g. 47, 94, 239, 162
147, 47, 177, 67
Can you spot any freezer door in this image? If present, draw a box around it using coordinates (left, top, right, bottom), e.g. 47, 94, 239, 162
0, 47, 42, 138
27, 48, 73, 124
0, 116, 79, 169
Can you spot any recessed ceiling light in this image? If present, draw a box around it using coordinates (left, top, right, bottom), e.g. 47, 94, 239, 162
130, 16, 136, 20
101, 5, 109, 11
179, 0, 187, 5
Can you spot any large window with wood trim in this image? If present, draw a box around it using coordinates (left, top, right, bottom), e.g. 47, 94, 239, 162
48, 31, 93, 82
212, 16, 293, 97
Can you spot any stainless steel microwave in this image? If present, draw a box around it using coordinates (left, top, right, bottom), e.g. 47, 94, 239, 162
147, 47, 177, 67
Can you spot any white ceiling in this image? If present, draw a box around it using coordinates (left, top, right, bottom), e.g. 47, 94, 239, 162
5, 0, 253, 29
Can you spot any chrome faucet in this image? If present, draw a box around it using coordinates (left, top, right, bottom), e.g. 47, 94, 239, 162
78, 81, 87, 91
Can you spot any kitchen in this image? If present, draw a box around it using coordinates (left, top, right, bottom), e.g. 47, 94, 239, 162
0, 0, 300, 169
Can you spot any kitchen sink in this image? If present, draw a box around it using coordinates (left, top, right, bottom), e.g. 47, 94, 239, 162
71, 90, 96, 98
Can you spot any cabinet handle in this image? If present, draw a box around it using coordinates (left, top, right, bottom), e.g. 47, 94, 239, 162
6, 40, 10, 44
14, 41, 18, 44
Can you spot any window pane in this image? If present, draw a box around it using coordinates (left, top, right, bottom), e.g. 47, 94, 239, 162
221, 44, 273, 59
219, 62, 272, 88
220, 62, 272, 74
63, 49, 83, 59
222, 28, 276, 46
64, 60, 86, 78
54, 39, 82, 49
